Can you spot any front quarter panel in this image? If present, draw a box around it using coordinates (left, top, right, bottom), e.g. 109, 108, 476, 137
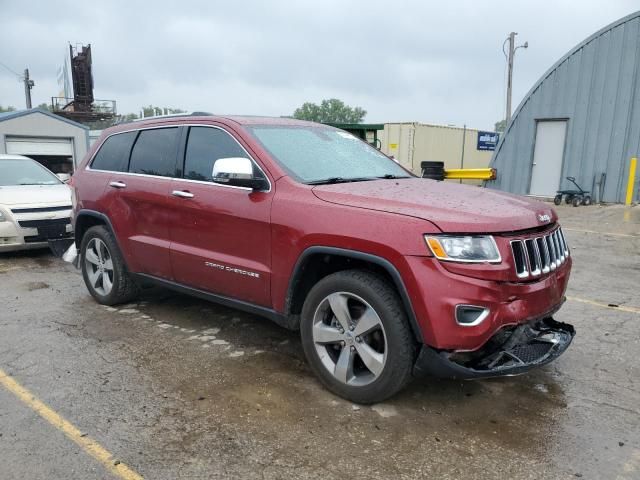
269, 177, 439, 314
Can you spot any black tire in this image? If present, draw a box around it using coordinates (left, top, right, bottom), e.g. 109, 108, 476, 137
582, 195, 592, 206
421, 169, 445, 180
420, 161, 444, 169
300, 270, 416, 404
80, 225, 139, 305
422, 173, 445, 181
420, 161, 445, 180
565, 194, 574, 204
572, 196, 581, 207
553, 194, 563, 206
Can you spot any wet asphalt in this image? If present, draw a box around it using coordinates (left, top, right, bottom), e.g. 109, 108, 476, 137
0, 204, 638, 479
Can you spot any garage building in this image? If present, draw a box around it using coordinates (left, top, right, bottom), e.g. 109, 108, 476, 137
0, 108, 89, 174
489, 11, 640, 203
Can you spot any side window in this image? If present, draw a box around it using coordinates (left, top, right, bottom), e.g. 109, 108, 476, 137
129, 127, 179, 177
90, 132, 136, 172
184, 127, 251, 182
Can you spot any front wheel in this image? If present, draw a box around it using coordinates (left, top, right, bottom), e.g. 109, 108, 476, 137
572, 196, 581, 207
553, 194, 563, 205
300, 270, 416, 404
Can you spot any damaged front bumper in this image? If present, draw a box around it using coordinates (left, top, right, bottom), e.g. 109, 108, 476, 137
414, 317, 575, 380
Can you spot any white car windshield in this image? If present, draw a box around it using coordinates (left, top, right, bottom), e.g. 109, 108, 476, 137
248, 125, 412, 184
0, 159, 61, 186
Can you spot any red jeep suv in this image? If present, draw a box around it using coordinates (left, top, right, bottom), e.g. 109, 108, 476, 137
71, 114, 574, 403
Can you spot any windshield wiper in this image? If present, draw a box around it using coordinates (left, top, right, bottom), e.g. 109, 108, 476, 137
377, 174, 410, 179
307, 177, 375, 185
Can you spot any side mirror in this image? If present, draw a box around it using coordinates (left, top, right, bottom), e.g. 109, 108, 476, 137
212, 157, 268, 191
56, 173, 71, 183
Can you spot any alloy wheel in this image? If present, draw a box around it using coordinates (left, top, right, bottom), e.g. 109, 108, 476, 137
312, 292, 387, 386
84, 238, 114, 296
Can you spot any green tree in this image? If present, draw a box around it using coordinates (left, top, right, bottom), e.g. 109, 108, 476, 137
37, 103, 52, 111
494, 119, 506, 133
0, 105, 16, 113
293, 98, 366, 123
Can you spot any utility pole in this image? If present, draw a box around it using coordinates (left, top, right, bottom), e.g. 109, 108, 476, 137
505, 32, 528, 124
23, 68, 34, 109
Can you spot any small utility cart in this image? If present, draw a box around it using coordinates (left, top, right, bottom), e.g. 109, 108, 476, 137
554, 176, 592, 207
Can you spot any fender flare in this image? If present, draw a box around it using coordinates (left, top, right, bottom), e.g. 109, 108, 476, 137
286, 246, 424, 344
74, 209, 130, 269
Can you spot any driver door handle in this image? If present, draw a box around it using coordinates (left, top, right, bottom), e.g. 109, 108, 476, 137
172, 190, 195, 199
109, 181, 127, 189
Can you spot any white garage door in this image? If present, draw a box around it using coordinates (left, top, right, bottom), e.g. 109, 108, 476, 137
5, 137, 73, 156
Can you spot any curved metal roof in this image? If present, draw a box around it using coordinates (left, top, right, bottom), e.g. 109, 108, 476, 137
493, 10, 640, 158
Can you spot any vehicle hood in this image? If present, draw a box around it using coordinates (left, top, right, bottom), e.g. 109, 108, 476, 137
0, 184, 71, 207
311, 178, 557, 233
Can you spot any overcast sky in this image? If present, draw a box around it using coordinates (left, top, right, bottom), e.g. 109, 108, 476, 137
0, 1, 638, 130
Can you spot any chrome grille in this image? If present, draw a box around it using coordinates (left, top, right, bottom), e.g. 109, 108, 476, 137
510, 227, 569, 279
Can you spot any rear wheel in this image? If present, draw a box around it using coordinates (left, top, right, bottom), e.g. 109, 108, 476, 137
300, 270, 415, 404
582, 195, 592, 206
565, 194, 574, 204
80, 225, 139, 305
553, 194, 563, 205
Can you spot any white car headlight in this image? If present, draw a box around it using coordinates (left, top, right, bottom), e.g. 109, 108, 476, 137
425, 235, 501, 263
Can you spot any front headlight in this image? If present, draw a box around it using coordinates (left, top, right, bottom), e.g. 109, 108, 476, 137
425, 235, 501, 263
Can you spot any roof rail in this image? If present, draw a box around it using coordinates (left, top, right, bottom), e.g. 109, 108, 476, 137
130, 111, 213, 122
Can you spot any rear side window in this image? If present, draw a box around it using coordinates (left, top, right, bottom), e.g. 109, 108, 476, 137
184, 127, 248, 181
90, 132, 136, 172
129, 127, 179, 177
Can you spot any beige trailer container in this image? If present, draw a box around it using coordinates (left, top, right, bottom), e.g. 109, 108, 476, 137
378, 123, 496, 184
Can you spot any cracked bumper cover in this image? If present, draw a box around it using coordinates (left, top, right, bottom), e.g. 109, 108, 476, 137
414, 317, 575, 380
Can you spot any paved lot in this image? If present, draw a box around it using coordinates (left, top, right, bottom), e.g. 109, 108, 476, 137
0, 204, 638, 479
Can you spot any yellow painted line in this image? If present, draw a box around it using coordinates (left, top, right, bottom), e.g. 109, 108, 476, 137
562, 228, 638, 238
567, 296, 640, 314
0, 368, 143, 480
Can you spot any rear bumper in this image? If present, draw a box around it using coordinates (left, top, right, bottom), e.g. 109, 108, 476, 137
413, 316, 575, 379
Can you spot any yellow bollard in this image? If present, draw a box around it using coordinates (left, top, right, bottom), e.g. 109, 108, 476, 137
625, 157, 637, 206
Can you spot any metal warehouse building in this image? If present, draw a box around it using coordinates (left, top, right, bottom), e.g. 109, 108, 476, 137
489, 11, 640, 203
0, 108, 89, 174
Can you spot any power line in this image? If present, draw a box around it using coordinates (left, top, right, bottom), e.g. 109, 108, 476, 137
0, 60, 24, 79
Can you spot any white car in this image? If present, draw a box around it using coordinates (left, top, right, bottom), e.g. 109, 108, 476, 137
0, 154, 73, 252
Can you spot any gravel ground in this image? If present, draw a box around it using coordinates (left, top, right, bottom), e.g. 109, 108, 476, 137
0, 203, 638, 479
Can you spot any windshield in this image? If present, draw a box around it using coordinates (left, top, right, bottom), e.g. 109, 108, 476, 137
247, 126, 412, 183
0, 158, 61, 186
